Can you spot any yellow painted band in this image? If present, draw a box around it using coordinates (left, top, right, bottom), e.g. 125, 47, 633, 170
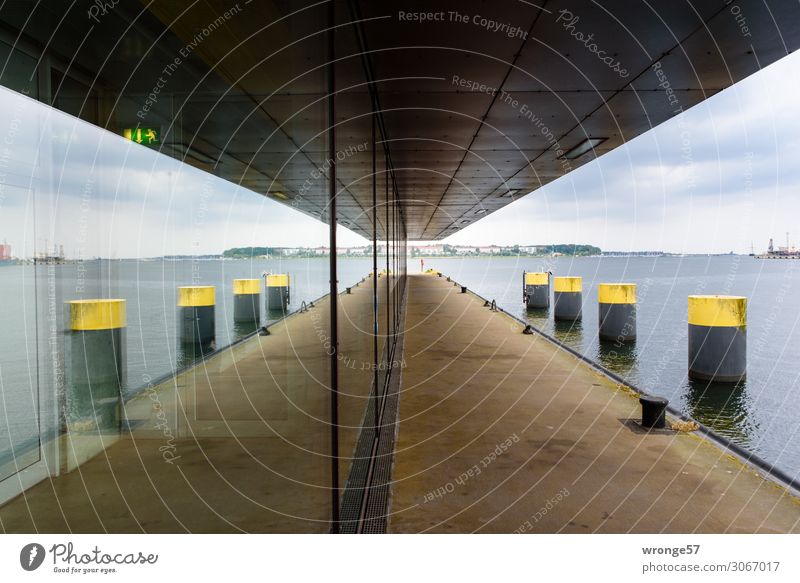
178, 286, 216, 307
68, 299, 126, 331
554, 276, 582, 293
688, 295, 746, 327
524, 272, 549, 285
233, 279, 261, 295
266, 274, 289, 287
598, 283, 636, 304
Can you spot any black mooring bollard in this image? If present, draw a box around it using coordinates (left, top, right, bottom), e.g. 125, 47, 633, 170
640, 395, 668, 429
461, 286, 467, 293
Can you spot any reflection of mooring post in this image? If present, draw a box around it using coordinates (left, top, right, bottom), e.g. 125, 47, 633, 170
553, 276, 582, 321
178, 286, 216, 345
598, 283, 636, 342
266, 274, 290, 312
523, 271, 549, 309
66, 299, 126, 432
688, 295, 747, 382
233, 279, 261, 323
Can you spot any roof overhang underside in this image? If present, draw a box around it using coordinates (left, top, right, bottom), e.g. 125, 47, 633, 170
2, 0, 799, 240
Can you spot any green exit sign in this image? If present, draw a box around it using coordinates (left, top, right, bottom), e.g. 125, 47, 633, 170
122, 127, 159, 145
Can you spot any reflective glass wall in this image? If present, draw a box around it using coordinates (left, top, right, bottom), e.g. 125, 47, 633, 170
0, 1, 406, 533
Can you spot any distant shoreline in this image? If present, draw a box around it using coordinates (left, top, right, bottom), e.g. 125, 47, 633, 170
4, 253, 756, 262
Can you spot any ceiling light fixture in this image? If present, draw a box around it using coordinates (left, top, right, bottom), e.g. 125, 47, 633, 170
474, 209, 488, 215
560, 137, 607, 160
269, 191, 289, 201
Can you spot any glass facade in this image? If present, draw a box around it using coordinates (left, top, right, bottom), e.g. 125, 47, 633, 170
0, 3, 406, 532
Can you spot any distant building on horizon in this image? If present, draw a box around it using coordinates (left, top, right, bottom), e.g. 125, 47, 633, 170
601, 250, 664, 257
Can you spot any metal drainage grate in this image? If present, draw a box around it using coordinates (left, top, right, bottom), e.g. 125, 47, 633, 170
338, 292, 406, 534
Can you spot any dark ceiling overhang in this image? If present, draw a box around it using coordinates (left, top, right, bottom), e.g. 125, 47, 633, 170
2, 0, 799, 240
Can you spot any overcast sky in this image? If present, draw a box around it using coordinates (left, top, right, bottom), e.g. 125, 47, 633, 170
446, 49, 800, 254
1, 48, 799, 257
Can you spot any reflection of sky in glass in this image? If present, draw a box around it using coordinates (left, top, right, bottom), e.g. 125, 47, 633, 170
0, 85, 359, 259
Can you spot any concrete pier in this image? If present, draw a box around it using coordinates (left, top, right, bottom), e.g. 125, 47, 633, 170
523, 271, 549, 309
233, 278, 261, 323
553, 276, 582, 321
178, 286, 216, 345
266, 274, 290, 313
66, 299, 127, 433
688, 295, 747, 382
388, 275, 800, 533
598, 283, 636, 342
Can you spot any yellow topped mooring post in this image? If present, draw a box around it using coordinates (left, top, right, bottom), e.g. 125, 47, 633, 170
233, 278, 261, 323
178, 286, 216, 346
266, 273, 290, 313
523, 271, 550, 309
598, 283, 636, 342
66, 299, 127, 432
688, 295, 747, 382
553, 276, 582, 321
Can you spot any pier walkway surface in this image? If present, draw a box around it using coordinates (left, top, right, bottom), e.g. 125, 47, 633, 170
388, 274, 800, 533
2, 273, 799, 533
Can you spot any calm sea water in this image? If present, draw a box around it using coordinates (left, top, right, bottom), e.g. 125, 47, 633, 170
2, 255, 800, 482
